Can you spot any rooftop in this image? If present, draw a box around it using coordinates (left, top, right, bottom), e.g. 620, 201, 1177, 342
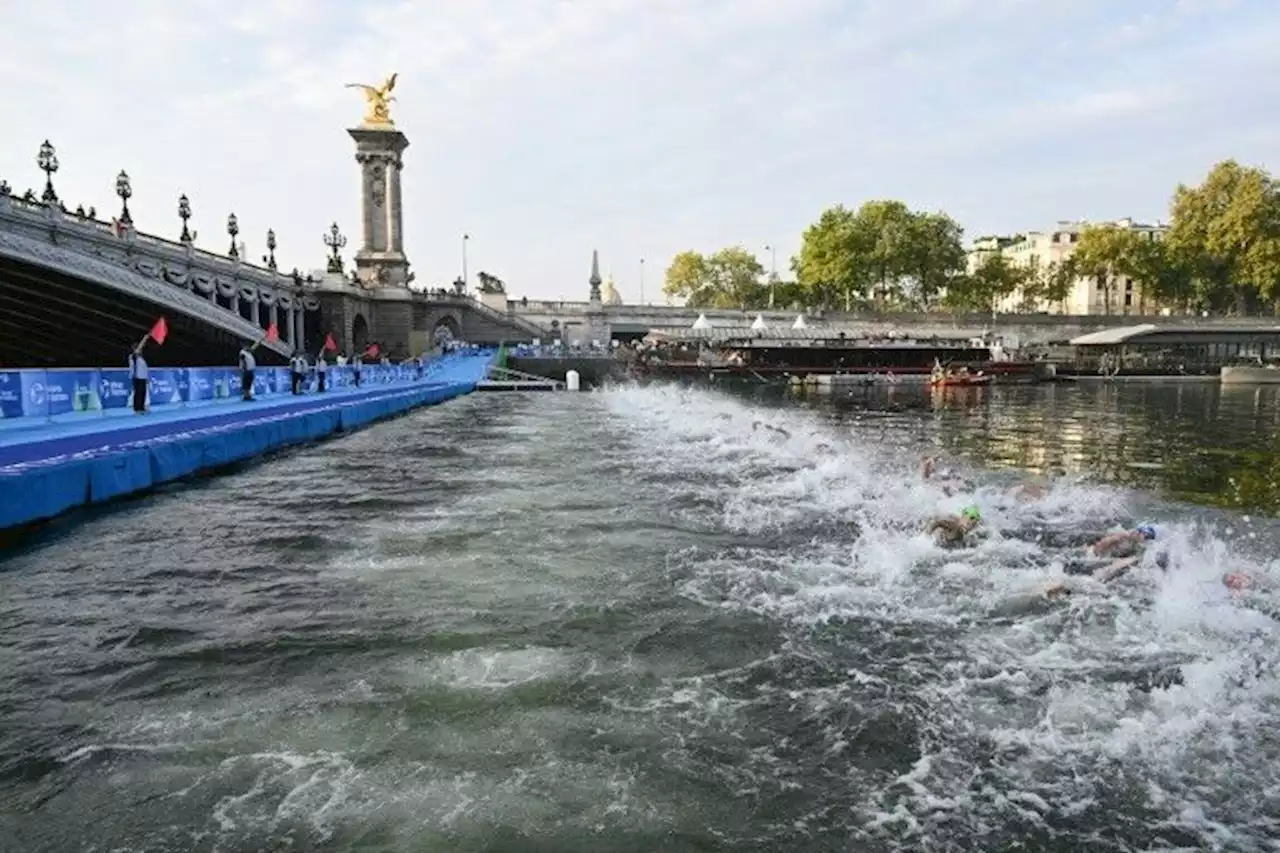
1070, 324, 1280, 346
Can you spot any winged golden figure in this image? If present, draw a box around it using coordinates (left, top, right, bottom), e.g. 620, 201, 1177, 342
345, 73, 398, 126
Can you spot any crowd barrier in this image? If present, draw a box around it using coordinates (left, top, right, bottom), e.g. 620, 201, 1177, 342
0, 363, 437, 423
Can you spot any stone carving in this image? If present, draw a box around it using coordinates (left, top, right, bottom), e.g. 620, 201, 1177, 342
345, 73, 398, 127
370, 163, 386, 208
477, 271, 505, 294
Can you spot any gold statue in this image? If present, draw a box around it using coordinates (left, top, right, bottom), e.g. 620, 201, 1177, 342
345, 73, 398, 126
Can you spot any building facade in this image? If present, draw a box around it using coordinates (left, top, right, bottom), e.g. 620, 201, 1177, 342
969, 218, 1169, 316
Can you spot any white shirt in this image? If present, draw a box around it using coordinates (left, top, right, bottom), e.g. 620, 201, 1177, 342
129, 353, 148, 380
239, 348, 256, 371
316, 357, 327, 374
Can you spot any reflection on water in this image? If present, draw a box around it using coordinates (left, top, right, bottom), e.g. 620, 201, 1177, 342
785, 381, 1280, 514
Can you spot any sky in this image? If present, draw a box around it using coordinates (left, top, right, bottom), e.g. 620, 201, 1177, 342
2, 0, 1279, 303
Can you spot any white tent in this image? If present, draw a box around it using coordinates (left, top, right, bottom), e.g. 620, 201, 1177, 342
791, 314, 808, 329
750, 314, 768, 331
691, 313, 711, 330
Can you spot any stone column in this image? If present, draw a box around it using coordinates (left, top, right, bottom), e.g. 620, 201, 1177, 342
250, 297, 260, 327
348, 126, 411, 289
387, 159, 403, 253
294, 307, 305, 352
270, 303, 279, 337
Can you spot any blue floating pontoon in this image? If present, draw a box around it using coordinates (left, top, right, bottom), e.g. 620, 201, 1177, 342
0, 351, 493, 532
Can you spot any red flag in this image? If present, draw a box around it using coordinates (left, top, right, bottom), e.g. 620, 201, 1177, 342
365, 344, 380, 359
323, 333, 337, 352
264, 323, 279, 343
148, 316, 168, 345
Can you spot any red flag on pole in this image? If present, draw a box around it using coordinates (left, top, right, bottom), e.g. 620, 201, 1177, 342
323, 333, 337, 352
264, 323, 279, 343
365, 344, 380, 359
148, 316, 168, 345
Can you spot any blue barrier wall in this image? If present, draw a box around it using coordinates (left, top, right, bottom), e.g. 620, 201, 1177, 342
0, 352, 495, 532
0, 362, 436, 424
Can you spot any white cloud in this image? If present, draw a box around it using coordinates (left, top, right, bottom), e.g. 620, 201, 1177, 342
1, 0, 1279, 302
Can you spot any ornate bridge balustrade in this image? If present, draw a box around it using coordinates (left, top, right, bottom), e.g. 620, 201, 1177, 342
0, 142, 328, 368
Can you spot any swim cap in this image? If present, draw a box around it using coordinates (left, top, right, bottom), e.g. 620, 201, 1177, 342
961, 505, 981, 521
1135, 524, 1156, 540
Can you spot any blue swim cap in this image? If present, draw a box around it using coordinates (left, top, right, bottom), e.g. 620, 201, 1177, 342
1135, 524, 1156, 540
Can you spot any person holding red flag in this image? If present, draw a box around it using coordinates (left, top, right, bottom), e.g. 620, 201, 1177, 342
315, 333, 337, 392
128, 316, 168, 414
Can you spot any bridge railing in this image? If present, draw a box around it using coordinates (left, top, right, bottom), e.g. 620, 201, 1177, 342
0, 356, 481, 427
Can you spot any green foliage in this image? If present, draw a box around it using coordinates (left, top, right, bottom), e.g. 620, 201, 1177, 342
793, 201, 966, 310
657, 158, 1280, 316
944, 252, 1025, 313
1166, 160, 1280, 314
662, 246, 766, 309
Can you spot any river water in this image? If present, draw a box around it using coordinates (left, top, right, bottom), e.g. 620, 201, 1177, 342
2, 381, 1279, 852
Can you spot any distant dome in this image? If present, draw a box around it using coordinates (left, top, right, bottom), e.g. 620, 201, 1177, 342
603, 276, 623, 305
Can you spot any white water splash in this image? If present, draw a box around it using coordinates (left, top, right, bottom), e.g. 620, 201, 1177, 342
602, 382, 1280, 850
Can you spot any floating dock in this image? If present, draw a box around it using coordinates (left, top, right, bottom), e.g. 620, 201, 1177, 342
0, 351, 493, 533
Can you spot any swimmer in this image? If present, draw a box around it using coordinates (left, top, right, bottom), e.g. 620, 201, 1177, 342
752, 421, 792, 440
925, 504, 983, 546
1010, 481, 1048, 502
921, 456, 975, 496
1088, 524, 1157, 560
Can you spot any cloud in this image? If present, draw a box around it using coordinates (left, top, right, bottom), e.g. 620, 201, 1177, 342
2, 0, 1279, 301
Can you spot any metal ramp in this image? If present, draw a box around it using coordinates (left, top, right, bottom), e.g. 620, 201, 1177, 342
477, 364, 564, 392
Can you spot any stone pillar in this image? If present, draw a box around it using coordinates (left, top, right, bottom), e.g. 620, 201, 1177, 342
294, 307, 305, 352
270, 303, 279, 336
250, 297, 260, 327
348, 126, 411, 290
387, 161, 403, 253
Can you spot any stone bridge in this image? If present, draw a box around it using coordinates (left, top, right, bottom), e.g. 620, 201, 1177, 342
503, 297, 1257, 348
0, 191, 306, 367
0, 189, 540, 368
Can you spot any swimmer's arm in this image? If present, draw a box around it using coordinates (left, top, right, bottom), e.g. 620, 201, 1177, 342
925, 517, 960, 536
1093, 556, 1138, 583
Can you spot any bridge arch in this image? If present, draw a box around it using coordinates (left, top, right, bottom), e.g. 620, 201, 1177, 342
432, 314, 460, 346
351, 314, 369, 354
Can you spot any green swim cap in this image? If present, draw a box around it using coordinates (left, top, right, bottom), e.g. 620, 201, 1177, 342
960, 505, 981, 521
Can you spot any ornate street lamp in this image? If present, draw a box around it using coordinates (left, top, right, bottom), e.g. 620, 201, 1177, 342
115, 170, 133, 225
323, 222, 347, 273
264, 228, 277, 270
37, 140, 59, 204
226, 212, 239, 259
178, 194, 193, 243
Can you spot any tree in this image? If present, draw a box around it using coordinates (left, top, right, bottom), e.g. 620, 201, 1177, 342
661, 247, 766, 308
944, 252, 1025, 313
1072, 224, 1147, 315
901, 211, 967, 309
793, 205, 872, 310
794, 201, 966, 311
662, 251, 712, 306
1166, 160, 1280, 315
